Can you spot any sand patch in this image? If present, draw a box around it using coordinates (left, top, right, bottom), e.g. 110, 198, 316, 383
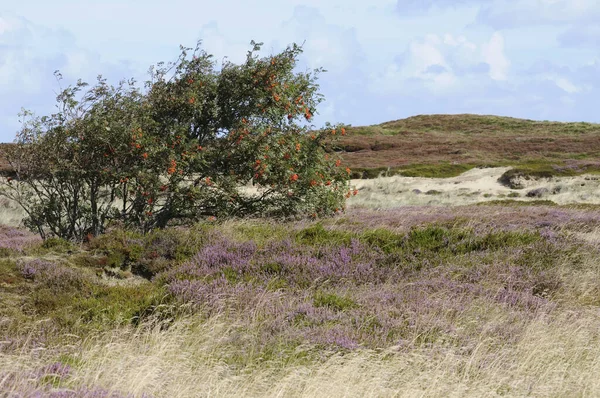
348, 167, 600, 208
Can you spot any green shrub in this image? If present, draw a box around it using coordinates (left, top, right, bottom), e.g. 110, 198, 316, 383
313, 291, 358, 311
360, 228, 403, 253
1, 40, 351, 240
88, 228, 144, 270
295, 223, 353, 246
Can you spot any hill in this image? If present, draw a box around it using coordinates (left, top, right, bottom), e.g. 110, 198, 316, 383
2, 114, 600, 179
333, 114, 600, 179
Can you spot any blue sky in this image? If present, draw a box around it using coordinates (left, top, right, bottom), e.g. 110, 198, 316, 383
1, 0, 599, 142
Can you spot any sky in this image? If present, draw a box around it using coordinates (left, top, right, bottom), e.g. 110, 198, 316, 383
1, 0, 599, 142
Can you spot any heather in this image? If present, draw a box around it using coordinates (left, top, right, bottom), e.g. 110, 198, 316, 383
2, 203, 600, 396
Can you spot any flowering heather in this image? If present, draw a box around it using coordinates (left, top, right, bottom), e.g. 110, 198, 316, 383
17, 259, 88, 291
330, 206, 600, 235
3, 202, 600, 396
160, 221, 569, 351
0, 225, 41, 254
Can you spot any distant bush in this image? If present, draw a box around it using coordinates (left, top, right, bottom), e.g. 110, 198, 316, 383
526, 188, 549, 198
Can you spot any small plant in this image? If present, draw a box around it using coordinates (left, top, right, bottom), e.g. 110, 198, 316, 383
295, 223, 353, 246
40, 237, 77, 254
313, 291, 358, 311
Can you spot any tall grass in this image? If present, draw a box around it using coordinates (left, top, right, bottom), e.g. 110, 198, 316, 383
3, 305, 600, 397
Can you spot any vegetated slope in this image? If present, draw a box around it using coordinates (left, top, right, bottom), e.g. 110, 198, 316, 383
330, 114, 600, 178
2, 114, 600, 179
3, 205, 600, 396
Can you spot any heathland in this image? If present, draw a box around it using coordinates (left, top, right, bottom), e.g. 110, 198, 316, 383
2, 114, 600, 397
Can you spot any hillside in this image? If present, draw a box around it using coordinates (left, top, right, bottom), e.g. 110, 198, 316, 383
333, 114, 600, 178
3, 115, 600, 396
2, 114, 600, 179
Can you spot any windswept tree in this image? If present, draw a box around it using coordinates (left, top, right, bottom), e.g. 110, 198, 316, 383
0, 40, 353, 241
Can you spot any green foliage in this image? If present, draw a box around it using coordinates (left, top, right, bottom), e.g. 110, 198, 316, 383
1, 40, 351, 241
228, 222, 289, 245
313, 291, 358, 311
0, 247, 16, 257
260, 262, 285, 275
360, 228, 403, 253
358, 225, 540, 257
295, 223, 353, 246
29, 274, 169, 331
88, 228, 144, 270
41, 237, 77, 253
87, 224, 209, 277
454, 230, 540, 254
0, 259, 19, 286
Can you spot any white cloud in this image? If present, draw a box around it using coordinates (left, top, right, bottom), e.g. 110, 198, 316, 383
395, 0, 600, 27
553, 77, 580, 94
482, 32, 509, 80
368, 31, 512, 97
2, 0, 600, 141
0, 12, 140, 141
476, 0, 600, 27
0, 16, 18, 35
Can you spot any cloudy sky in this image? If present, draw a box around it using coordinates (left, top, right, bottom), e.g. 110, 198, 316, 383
1, 0, 599, 142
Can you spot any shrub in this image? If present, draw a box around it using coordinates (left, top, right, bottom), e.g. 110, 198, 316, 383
1, 40, 352, 241
313, 291, 358, 312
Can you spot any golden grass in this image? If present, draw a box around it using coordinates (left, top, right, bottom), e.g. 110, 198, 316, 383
3, 305, 600, 397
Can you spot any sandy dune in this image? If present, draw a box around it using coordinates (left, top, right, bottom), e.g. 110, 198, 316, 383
348, 167, 600, 208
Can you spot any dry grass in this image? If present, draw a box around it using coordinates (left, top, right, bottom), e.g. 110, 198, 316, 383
3, 204, 600, 397
3, 305, 600, 397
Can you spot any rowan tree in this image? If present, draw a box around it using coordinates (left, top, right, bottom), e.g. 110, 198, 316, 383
0, 40, 353, 241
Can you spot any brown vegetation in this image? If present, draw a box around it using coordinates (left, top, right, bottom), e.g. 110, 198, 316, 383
3, 114, 600, 178
330, 114, 600, 173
